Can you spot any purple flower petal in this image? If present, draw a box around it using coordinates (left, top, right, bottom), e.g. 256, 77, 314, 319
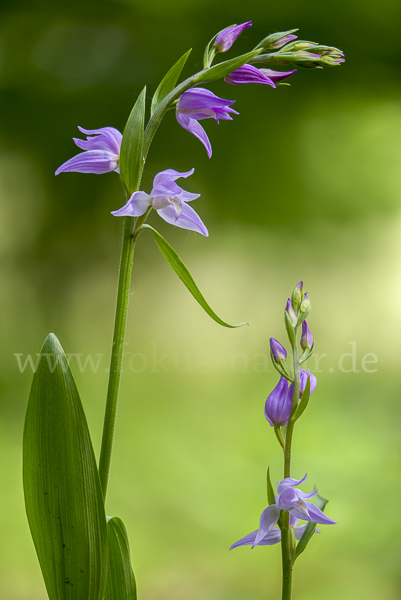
111, 191, 151, 217
277, 474, 308, 495
259, 68, 297, 83
157, 202, 209, 237
300, 369, 317, 395
225, 64, 276, 87
77, 126, 122, 155
153, 168, 195, 186
176, 112, 212, 158
55, 150, 119, 175
214, 21, 252, 53
270, 338, 287, 362
253, 504, 280, 547
302, 502, 337, 525
177, 88, 236, 111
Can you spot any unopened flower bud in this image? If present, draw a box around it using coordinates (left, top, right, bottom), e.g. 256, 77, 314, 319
299, 369, 317, 397
291, 281, 304, 310
300, 293, 311, 315
256, 29, 298, 51
264, 377, 292, 427
300, 321, 313, 351
214, 21, 252, 53
286, 298, 297, 327
270, 338, 287, 363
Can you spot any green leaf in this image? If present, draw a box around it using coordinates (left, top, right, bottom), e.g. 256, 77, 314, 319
266, 468, 276, 505
292, 373, 311, 421
23, 333, 108, 600
294, 493, 329, 560
139, 224, 246, 328
193, 48, 262, 83
120, 87, 146, 196
105, 517, 136, 600
151, 50, 192, 117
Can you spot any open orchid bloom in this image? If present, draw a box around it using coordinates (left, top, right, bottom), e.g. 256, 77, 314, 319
230, 513, 319, 549
176, 88, 238, 158
112, 168, 208, 236
230, 474, 336, 550
55, 126, 122, 175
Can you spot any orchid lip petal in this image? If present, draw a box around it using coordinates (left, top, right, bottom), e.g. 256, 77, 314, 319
157, 203, 208, 237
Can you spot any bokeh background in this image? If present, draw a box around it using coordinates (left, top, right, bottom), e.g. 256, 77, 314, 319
1, 0, 400, 599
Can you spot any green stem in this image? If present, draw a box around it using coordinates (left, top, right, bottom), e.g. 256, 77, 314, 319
98, 216, 136, 498
280, 326, 301, 600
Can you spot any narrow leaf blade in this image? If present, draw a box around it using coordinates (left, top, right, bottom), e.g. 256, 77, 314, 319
120, 87, 146, 196
193, 48, 262, 83
266, 468, 276, 505
23, 333, 108, 600
292, 374, 311, 421
105, 517, 137, 600
141, 225, 246, 328
151, 50, 192, 116
294, 493, 329, 560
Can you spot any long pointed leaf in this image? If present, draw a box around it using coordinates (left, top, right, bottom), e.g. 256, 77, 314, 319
294, 493, 329, 560
266, 468, 276, 505
120, 87, 146, 196
140, 224, 246, 328
105, 517, 137, 600
292, 374, 311, 421
23, 333, 108, 600
193, 48, 262, 83
151, 50, 192, 116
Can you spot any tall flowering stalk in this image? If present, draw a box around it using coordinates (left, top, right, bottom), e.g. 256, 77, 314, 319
22, 22, 343, 600
231, 283, 336, 599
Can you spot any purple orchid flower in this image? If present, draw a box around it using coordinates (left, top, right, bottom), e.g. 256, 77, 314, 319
230, 474, 336, 550
111, 168, 208, 237
214, 21, 252, 53
270, 338, 287, 363
176, 88, 238, 158
300, 321, 313, 351
55, 126, 122, 175
264, 377, 292, 427
230, 513, 319, 549
259, 68, 297, 83
224, 64, 276, 87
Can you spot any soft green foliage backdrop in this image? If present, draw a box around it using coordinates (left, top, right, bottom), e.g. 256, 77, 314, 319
1, 0, 400, 599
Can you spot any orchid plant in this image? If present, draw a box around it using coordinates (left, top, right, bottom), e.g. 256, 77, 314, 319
22, 22, 343, 600
230, 283, 337, 599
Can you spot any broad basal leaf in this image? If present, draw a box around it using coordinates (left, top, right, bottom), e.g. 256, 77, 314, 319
140, 225, 246, 328
23, 333, 108, 600
105, 517, 136, 600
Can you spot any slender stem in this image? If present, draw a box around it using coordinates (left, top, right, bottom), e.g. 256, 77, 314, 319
98, 216, 136, 498
280, 326, 301, 600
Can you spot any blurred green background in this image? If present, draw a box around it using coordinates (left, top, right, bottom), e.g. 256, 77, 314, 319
1, 0, 401, 598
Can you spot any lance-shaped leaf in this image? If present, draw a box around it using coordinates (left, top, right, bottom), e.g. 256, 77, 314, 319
120, 87, 146, 196
151, 50, 192, 117
23, 333, 108, 600
139, 224, 246, 328
292, 374, 311, 422
266, 468, 276, 506
193, 48, 262, 84
105, 517, 136, 600
294, 493, 329, 560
